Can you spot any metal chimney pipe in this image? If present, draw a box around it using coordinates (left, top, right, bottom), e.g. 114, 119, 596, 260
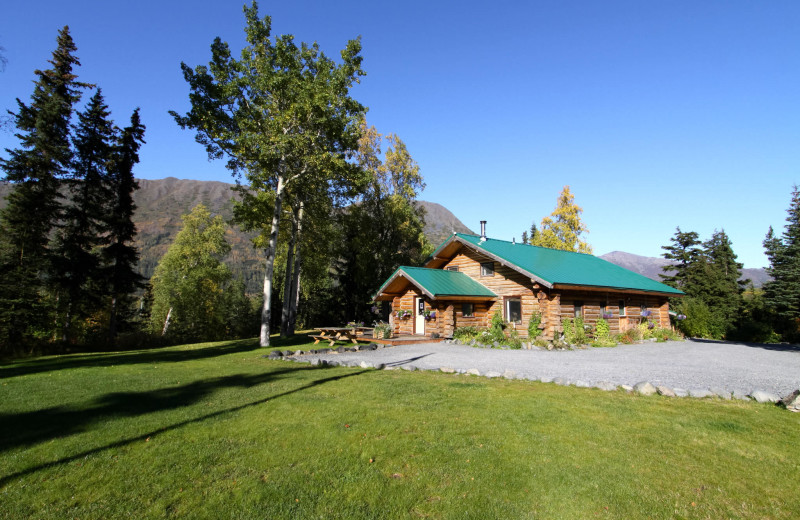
480, 221, 486, 240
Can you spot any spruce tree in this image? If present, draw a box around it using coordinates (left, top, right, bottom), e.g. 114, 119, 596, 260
763, 185, 800, 337
659, 227, 703, 293
103, 108, 146, 341
51, 89, 115, 342
698, 229, 745, 336
0, 26, 88, 346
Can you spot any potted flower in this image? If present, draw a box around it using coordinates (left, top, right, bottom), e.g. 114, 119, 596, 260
640, 309, 652, 318
396, 309, 412, 319
422, 309, 437, 320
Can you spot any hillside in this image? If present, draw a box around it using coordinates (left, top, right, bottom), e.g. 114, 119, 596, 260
0, 178, 474, 292
599, 250, 771, 288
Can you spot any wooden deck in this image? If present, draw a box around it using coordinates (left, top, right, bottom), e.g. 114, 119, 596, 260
359, 335, 446, 346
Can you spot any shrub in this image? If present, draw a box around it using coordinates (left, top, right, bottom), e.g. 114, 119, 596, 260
563, 317, 588, 345
528, 311, 542, 339
591, 318, 616, 347
453, 326, 479, 342
616, 327, 642, 344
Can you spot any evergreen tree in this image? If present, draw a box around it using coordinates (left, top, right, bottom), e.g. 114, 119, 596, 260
659, 227, 703, 293
763, 185, 800, 337
51, 89, 115, 342
103, 108, 146, 341
698, 229, 745, 336
0, 26, 88, 346
521, 230, 528, 244
530, 186, 591, 253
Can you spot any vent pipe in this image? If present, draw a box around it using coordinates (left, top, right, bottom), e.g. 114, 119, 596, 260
479, 221, 487, 241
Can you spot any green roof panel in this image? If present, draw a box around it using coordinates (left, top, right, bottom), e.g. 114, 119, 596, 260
452, 234, 684, 295
377, 266, 497, 299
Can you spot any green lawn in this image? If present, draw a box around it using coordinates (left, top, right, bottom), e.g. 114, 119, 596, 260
1, 337, 798, 519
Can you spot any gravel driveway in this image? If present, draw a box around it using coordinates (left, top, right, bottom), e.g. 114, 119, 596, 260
297, 339, 800, 398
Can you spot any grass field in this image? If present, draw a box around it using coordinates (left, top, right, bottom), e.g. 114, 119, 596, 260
1, 337, 798, 519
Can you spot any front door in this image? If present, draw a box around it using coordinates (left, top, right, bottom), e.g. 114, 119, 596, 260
415, 296, 425, 335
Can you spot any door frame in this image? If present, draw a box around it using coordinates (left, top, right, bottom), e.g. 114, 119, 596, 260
414, 296, 425, 335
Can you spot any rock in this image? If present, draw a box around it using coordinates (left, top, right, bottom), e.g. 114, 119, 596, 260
656, 386, 676, 397
553, 377, 569, 386
688, 389, 713, 398
440, 367, 456, 374
750, 390, 780, 403
780, 390, 800, 412
430, 332, 440, 339
620, 384, 634, 392
502, 369, 516, 379
466, 368, 481, 376
374, 363, 386, 370
633, 381, 657, 396
538, 376, 553, 384
673, 388, 688, 397
401, 365, 417, 371
485, 371, 502, 378
317, 348, 331, 354
595, 381, 617, 391
575, 380, 592, 388
310, 358, 321, 366
267, 351, 283, 360
710, 388, 731, 400
346, 347, 357, 352
294, 350, 305, 356
732, 389, 749, 400
359, 361, 373, 369
336, 346, 346, 353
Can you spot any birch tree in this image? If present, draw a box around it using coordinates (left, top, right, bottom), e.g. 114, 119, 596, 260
171, 2, 366, 346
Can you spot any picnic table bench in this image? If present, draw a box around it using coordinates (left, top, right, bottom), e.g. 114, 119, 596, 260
310, 326, 373, 346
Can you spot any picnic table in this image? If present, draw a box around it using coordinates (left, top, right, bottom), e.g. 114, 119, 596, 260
310, 326, 373, 346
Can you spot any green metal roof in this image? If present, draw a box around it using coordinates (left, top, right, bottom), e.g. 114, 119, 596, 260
439, 233, 684, 295
375, 266, 497, 299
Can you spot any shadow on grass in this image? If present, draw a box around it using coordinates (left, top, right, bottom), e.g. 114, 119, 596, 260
0, 338, 263, 379
690, 337, 800, 353
0, 365, 304, 455
0, 364, 372, 486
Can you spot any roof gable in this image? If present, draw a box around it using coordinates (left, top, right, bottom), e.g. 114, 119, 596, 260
373, 266, 497, 301
428, 233, 684, 296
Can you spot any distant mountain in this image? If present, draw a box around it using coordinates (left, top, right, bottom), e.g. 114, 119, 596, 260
417, 200, 474, 246
599, 251, 771, 288
0, 178, 474, 292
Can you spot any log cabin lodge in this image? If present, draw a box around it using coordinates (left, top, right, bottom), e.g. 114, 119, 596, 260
373, 223, 684, 340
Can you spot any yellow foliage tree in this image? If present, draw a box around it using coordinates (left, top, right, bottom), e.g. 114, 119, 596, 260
530, 186, 593, 254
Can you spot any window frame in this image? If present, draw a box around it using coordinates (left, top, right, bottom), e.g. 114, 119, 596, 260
619, 300, 626, 317
480, 262, 494, 277
461, 303, 474, 318
573, 301, 583, 319
446, 266, 459, 272
505, 298, 522, 324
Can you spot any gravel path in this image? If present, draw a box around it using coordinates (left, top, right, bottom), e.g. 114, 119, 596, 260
296, 339, 800, 397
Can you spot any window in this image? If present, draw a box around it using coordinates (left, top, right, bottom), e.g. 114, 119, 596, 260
619, 300, 626, 317
462, 303, 474, 317
480, 262, 494, 277
573, 301, 583, 319
446, 266, 459, 272
506, 298, 522, 323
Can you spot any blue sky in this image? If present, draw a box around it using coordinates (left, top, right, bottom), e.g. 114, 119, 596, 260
2, 0, 798, 268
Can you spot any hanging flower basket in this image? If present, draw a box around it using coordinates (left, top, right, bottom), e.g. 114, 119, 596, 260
422, 309, 437, 320
640, 310, 652, 318
396, 309, 412, 319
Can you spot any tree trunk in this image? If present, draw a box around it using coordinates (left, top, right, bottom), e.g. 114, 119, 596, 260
287, 202, 304, 336
108, 293, 118, 344
162, 307, 172, 336
260, 174, 286, 347
280, 205, 299, 338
